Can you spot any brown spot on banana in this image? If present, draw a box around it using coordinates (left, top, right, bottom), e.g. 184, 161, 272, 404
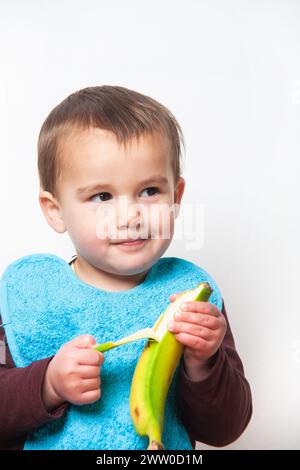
148, 440, 164, 450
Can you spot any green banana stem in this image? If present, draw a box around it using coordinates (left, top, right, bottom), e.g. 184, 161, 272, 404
194, 282, 213, 302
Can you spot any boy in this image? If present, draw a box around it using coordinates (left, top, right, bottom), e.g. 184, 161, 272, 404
0, 86, 252, 450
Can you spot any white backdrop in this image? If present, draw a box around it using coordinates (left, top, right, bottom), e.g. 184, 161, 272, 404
0, 0, 299, 449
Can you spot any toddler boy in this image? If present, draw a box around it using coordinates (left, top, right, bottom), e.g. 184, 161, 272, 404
0, 86, 252, 449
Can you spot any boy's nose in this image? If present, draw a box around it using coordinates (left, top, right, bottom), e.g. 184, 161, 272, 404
116, 197, 142, 230
118, 214, 141, 230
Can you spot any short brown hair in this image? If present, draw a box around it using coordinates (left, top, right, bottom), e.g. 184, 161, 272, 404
38, 85, 185, 198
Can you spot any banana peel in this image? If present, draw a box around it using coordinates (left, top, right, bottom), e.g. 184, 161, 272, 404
93, 328, 160, 353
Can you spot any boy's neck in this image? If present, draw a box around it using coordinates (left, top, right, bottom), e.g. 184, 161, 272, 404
72, 254, 150, 292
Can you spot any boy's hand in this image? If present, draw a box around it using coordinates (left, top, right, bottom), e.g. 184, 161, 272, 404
42, 335, 104, 411
168, 293, 227, 380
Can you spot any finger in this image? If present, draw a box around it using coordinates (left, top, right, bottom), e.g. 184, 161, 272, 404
168, 320, 213, 340
81, 377, 101, 393
79, 365, 101, 379
174, 311, 220, 330
180, 301, 221, 317
169, 293, 182, 302
70, 334, 97, 349
80, 389, 101, 405
96, 352, 105, 365
173, 332, 212, 351
77, 349, 103, 366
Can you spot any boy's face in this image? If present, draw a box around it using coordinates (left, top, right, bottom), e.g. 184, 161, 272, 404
40, 128, 185, 280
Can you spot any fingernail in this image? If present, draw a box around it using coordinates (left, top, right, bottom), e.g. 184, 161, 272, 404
168, 321, 175, 331
180, 303, 188, 311
174, 311, 181, 319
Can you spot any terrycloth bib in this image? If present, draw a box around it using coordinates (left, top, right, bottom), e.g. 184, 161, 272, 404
0, 253, 222, 450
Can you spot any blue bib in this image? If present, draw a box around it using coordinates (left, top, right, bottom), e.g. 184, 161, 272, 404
0, 253, 222, 450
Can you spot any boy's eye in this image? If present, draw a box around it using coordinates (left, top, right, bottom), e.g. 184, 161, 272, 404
140, 187, 159, 197
90, 192, 112, 202
89, 187, 159, 202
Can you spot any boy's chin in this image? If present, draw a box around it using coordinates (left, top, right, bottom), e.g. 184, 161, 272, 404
109, 255, 155, 277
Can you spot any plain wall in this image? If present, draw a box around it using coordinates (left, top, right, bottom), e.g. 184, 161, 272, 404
0, 0, 299, 449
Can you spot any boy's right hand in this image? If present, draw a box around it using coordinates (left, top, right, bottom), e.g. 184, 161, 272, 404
42, 335, 104, 411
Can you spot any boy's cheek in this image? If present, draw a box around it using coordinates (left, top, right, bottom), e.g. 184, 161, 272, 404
68, 217, 108, 256
149, 205, 175, 240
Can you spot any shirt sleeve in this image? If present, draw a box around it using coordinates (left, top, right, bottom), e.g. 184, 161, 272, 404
176, 300, 252, 448
0, 318, 68, 450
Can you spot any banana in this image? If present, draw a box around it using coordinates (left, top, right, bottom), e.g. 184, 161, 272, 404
129, 281, 213, 450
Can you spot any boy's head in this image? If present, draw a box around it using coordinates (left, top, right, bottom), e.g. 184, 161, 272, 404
38, 86, 185, 280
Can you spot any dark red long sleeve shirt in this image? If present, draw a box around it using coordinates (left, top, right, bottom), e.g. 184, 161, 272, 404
0, 301, 252, 450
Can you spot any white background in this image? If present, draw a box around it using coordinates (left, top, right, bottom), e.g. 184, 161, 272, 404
0, 0, 299, 449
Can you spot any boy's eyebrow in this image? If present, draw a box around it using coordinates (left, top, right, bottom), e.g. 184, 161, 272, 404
76, 176, 169, 195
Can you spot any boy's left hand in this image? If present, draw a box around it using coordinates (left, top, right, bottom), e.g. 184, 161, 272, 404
168, 293, 227, 366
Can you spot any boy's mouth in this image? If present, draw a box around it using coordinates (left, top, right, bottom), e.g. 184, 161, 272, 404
112, 238, 148, 247
112, 237, 147, 243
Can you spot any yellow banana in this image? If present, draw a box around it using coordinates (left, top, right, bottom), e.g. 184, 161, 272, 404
129, 281, 213, 450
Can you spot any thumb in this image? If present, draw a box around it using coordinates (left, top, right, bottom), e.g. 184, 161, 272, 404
71, 334, 97, 349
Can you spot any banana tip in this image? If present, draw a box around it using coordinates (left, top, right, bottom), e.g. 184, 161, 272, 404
148, 440, 164, 450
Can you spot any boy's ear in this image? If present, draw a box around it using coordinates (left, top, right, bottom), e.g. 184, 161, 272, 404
174, 177, 185, 218
39, 190, 66, 233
